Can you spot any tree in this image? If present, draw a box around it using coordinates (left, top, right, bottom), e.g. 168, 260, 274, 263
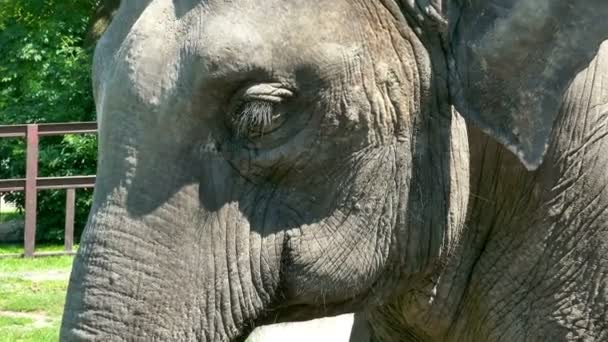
85, 0, 119, 46
0, 0, 100, 242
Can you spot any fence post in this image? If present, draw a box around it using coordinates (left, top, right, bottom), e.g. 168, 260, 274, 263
64, 188, 75, 252
24, 124, 39, 258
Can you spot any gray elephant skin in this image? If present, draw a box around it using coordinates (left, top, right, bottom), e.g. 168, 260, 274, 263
61, 1, 608, 341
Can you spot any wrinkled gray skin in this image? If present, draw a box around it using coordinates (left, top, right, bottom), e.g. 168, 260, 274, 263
61, 0, 608, 341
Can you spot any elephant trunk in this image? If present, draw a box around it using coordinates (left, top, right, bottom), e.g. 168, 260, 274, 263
60, 159, 279, 341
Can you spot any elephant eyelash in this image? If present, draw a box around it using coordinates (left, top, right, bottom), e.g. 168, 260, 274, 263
231, 100, 284, 138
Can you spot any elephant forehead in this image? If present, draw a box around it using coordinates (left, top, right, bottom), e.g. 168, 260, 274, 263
115, 0, 364, 67
183, 0, 366, 71
96, 0, 368, 118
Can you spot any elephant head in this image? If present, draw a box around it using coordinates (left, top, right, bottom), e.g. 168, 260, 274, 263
61, 1, 608, 341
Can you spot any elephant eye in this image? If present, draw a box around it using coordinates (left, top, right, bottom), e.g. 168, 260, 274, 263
231, 100, 285, 139
228, 83, 294, 140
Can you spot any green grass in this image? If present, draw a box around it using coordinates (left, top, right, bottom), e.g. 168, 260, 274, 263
0, 316, 34, 327
0, 255, 74, 273
0, 315, 57, 342
0, 278, 69, 317
0, 324, 59, 342
0, 251, 74, 341
0, 243, 79, 255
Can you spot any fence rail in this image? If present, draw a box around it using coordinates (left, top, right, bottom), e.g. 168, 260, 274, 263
0, 122, 98, 138
0, 176, 97, 192
0, 122, 97, 258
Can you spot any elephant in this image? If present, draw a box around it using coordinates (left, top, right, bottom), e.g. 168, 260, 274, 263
61, 0, 608, 341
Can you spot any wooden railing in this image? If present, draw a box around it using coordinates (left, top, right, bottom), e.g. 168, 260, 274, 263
0, 122, 97, 258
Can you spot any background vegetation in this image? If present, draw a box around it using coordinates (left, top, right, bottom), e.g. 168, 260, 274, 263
0, 253, 73, 341
0, 0, 99, 242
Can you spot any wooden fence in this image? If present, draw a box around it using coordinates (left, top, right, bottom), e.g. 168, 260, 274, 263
0, 122, 97, 258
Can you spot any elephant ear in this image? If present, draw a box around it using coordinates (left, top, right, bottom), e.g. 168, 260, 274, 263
448, 0, 608, 170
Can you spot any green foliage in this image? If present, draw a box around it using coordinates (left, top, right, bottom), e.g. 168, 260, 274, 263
0, 211, 21, 224
0, 0, 99, 242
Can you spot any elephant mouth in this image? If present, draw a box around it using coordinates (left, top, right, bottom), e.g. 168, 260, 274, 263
254, 282, 381, 326
240, 307, 353, 341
